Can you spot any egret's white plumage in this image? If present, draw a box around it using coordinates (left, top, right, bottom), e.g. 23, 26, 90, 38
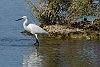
16, 16, 48, 45
27, 24, 48, 34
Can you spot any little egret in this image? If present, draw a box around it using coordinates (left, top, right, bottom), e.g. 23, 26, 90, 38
16, 16, 48, 45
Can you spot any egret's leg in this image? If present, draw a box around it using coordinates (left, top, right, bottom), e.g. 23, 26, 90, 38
34, 34, 39, 46
34, 38, 39, 46
35, 34, 38, 39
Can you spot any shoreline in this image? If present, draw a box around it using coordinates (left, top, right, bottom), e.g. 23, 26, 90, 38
42, 23, 100, 39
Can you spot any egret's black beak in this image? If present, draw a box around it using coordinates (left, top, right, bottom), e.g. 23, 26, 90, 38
15, 18, 23, 21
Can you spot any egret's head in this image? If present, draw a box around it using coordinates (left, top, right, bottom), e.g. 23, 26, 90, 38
22, 16, 27, 19
16, 16, 27, 21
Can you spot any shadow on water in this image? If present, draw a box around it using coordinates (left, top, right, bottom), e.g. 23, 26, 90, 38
23, 37, 100, 67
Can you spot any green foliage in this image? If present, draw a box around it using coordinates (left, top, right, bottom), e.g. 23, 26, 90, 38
27, 0, 98, 25
27, 0, 70, 25
68, 0, 94, 17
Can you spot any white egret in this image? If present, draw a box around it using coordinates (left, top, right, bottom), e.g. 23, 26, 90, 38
16, 16, 48, 45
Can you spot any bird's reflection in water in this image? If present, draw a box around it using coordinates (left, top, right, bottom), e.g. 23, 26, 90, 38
23, 45, 43, 67
22, 31, 43, 67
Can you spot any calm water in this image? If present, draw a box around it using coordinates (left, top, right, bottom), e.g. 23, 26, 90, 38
23, 38, 100, 67
0, 0, 35, 67
0, 0, 100, 67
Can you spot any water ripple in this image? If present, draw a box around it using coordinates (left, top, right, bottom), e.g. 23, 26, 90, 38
0, 38, 32, 42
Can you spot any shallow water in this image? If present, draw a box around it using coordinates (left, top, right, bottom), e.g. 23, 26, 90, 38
0, 0, 100, 67
0, 0, 36, 67
23, 38, 100, 67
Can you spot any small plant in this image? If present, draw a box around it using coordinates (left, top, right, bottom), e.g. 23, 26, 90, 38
27, 0, 99, 25
27, 0, 71, 25
67, 0, 95, 21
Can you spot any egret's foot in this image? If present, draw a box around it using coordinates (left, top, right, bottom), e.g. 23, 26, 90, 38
21, 30, 33, 36
20, 30, 27, 36
34, 42, 39, 46
34, 39, 39, 46
21, 30, 27, 33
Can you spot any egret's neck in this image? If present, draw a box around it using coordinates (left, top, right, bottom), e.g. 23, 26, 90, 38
23, 18, 28, 30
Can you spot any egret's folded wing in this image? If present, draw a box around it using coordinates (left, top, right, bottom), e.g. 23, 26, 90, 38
28, 24, 48, 34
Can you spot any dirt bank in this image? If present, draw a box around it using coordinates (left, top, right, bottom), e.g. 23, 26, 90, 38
42, 22, 100, 39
